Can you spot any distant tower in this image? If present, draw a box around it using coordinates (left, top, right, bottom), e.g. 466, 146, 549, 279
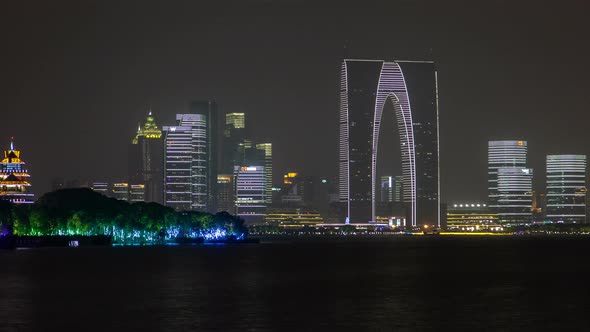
129, 111, 163, 204
190, 101, 218, 213
233, 166, 266, 220
222, 112, 246, 174
216, 174, 234, 213
546, 155, 586, 223
496, 167, 533, 223
0, 138, 34, 204
488, 140, 531, 222
256, 143, 273, 205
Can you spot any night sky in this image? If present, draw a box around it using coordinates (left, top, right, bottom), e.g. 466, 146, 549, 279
1, 0, 588, 202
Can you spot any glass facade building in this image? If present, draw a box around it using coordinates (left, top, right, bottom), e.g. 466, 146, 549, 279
256, 143, 273, 205
163, 112, 213, 212
190, 101, 218, 213
163, 125, 193, 211
222, 113, 246, 175
488, 140, 530, 222
225, 113, 245, 130
338, 59, 439, 226
234, 166, 266, 218
496, 167, 533, 222
216, 174, 234, 213
546, 155, 586, 223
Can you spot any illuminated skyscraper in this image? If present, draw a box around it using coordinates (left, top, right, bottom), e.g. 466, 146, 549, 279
546, 155, 586, 223
488, 140, 529, 222
163, 108, 216, 212
225, 113, 245, 130
163, 124, 193, 211
234, 166, 266, 219
190, 101, 218, 213
129, 111, 162, 203
256, 143, 272, 205
0, 138, 34, 204
222, 112, 246, 174
496, 167, 533, 222
338, 59, 439, 226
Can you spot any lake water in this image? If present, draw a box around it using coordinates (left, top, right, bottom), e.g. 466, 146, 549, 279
1, 236, 589, 331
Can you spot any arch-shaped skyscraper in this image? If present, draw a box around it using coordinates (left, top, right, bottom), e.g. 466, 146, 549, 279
338, 59, 439, 226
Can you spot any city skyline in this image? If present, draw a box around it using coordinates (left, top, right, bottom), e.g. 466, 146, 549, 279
1, 1, 589, 203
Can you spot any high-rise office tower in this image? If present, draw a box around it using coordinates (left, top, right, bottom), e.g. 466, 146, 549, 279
222, 113, 246, 174
129, 111, 163, 203
190, 101, 218, 213
234, 166, 266, 218
338, 59, 439, 226
496, 167, 533, 222
216, 174, 234, 213
546, 155, 586, 223
225, 113, 245, 131
488, 140, 529, 221
163, 123, 193, 211
256, 143, 272, 205
163, 109, 216, 212
0, 138, 34, 204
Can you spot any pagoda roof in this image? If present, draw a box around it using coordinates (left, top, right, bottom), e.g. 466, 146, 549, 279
0, 173, 30, 185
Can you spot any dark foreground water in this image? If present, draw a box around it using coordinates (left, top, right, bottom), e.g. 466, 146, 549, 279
1, 236, 590, 331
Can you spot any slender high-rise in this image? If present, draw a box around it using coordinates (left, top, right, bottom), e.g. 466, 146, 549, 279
338, 59, 439, 226
256, 143, 273, 205
129, 111, 163, 204
163, 112, 214, 212
163, 123, 193, 211
546, 155, 586, 223
0, 138, 34, 204
190, 101, 218, 213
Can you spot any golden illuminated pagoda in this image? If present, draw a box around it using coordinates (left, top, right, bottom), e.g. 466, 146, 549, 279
0, 138, 34, 204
